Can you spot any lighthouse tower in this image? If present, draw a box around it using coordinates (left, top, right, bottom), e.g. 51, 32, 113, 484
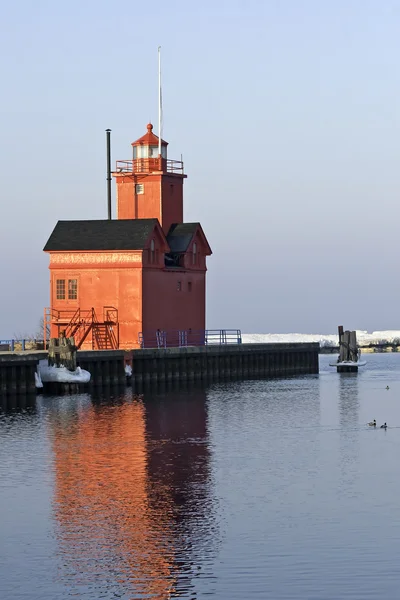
114, 123, 186, 234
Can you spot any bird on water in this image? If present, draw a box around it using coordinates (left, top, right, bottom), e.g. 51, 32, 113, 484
380, 422, 387, 429
368, 420, 377, 427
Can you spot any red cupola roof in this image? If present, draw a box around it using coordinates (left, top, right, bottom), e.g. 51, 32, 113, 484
131, 123, 168, 147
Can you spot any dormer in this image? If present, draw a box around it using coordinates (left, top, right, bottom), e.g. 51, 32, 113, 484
144, 223, 170, 267
165, 223, 212, 270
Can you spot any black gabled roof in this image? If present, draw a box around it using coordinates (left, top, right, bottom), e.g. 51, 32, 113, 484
43, 219, 159, 252
166, 223, 200, 253
167, 222, 212, 255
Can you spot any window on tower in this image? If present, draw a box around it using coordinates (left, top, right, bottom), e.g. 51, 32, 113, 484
135, 184, 144, 194
150, 239, 155, 264
192, 242, 197, 265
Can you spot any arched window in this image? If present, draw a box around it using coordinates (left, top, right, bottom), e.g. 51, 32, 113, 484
150, 239, 155, 264
192, 242, 197, 265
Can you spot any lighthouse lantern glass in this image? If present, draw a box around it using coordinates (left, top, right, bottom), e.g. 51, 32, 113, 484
149, 146, 158, 158
134, 145, 148, 159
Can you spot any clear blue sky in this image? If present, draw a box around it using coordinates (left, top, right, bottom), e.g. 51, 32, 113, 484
1, 0, 399, 337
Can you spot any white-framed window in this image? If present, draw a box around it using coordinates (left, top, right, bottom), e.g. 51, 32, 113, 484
56, 279, 78, 300
68, 279, 78, 300
149, 146, 158, 158
136, 145, 148, 159
56, 279, 65, 300
135, 184, 144, 194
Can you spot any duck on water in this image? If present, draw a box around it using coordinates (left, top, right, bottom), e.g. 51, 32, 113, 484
367, 420, 387, 429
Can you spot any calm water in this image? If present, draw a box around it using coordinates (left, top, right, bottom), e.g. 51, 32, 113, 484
2, 354, 400, 599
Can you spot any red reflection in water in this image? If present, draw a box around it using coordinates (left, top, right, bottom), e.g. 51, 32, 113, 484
48, 390, 212, 598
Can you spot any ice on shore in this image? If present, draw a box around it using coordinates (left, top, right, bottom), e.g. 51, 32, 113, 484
39, 359, 91, 383
242, 330, 400, 348
35, 367, 43, 389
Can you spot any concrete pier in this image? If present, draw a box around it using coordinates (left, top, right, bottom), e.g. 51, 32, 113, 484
128, 342, 319, 387
0, 352, 45, 397
0, 343, 319, 402
77, 350, 127, 387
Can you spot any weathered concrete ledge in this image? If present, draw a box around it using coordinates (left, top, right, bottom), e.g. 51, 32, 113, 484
0, 343, 319, 399
129, 342, 319, 385
77, 350, 127, 387
0, 351, 46, 396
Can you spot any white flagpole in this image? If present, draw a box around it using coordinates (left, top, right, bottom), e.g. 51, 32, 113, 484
158, 46, 162, 157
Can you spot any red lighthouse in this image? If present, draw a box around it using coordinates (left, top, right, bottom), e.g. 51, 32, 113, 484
44, 124, 212, 350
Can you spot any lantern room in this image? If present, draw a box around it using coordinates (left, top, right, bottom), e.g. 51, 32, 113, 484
132, 123, 167, 168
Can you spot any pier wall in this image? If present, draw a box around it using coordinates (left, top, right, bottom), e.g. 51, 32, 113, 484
0, 352, 45, 397
0, 343, 319, 401
77, 350, 127, 387
128, 342, 319, 386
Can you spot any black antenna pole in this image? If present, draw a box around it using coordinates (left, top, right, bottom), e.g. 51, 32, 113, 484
106, 129, 112, 220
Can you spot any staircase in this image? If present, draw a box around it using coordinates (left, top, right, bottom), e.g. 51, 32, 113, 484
66, 309, 94, 346
44, 307, 119, 350
92, 323, 118, 350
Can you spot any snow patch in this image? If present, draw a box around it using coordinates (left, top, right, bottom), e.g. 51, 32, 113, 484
39, 359, 91, 384
242, 330, 400, 348
125, 365, 132, 377
35, 367, 43, 389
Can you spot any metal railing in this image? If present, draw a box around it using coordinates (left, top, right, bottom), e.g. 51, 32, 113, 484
138, 329, 242, 349
64, 308, 87, 339
45, 307, 78, 322
115, 158, 184, 175
0, 339, 46, 351
92, 309, 119, 350
103, 306, 118, 323
44, 307, 78, 347
72, 309, 96, 348
44, 306, 120, 350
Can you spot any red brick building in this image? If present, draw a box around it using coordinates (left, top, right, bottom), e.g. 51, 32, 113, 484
44, 124, 212, 349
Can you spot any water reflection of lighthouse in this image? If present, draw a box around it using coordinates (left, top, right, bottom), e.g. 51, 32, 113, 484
48, 388, 215, 599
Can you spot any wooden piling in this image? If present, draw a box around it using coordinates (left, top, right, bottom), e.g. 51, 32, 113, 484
48, 337, 77, 370
336, 326, 360, 372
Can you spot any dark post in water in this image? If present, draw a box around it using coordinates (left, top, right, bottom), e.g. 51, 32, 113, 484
106, 129, 112, 220
337, 325, 359, 372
